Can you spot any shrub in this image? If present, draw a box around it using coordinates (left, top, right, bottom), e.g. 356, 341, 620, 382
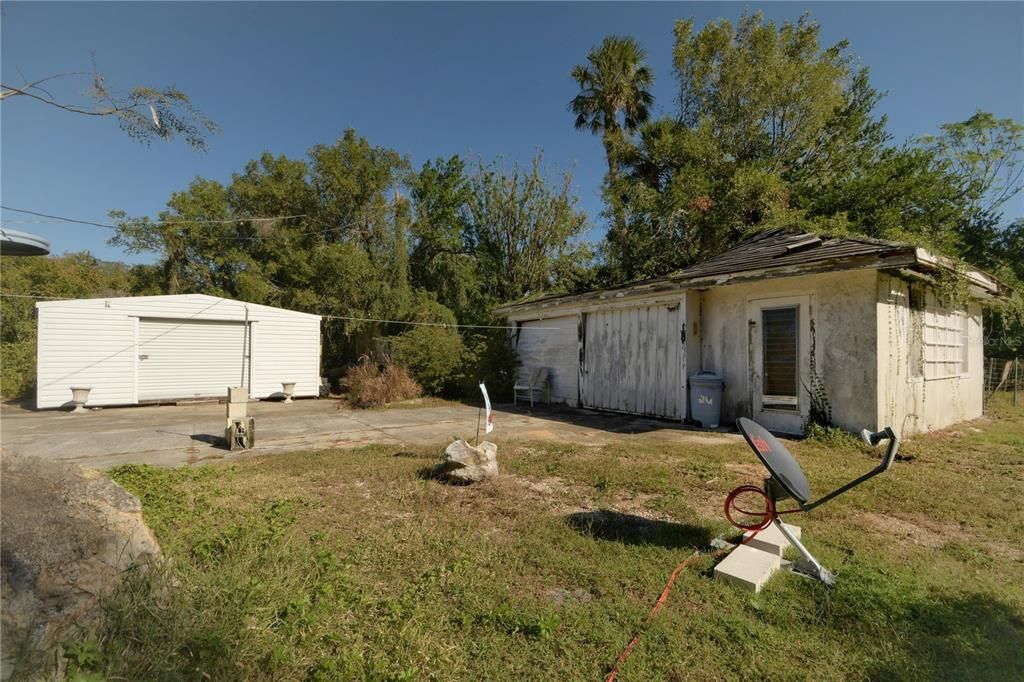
341, 356, 421, 408
455, 329, 519, 401
804, 422, 863, 449
389, 326, 464, 395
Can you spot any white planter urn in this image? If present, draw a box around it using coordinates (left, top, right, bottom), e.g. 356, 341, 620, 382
69, 387, 92, 413
281, 382, 296, 404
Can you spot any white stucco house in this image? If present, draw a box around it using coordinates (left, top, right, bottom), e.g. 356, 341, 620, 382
35, 294, 321, 409
494, 229, 1006, 436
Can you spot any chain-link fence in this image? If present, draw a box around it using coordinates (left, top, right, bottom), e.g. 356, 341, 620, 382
983, 357, 1022, 412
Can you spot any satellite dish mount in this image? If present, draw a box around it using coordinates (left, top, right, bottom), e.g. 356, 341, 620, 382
733, 418, 901, 586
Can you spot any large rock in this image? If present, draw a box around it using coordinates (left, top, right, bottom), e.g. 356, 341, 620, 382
1, 455, 161, 678
435, 440, 499, 483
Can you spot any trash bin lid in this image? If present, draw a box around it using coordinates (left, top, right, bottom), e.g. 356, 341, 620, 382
689, 371, 723, 385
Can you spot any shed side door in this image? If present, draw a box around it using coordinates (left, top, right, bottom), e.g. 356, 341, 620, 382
137, 318, 250, 401
581, 304, 683, 418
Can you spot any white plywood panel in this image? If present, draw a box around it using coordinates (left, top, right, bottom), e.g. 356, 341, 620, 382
580, 302, 684, 419
137, 319, 249, 400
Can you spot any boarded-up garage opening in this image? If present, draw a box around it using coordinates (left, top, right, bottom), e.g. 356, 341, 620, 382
581, 304, 684, 418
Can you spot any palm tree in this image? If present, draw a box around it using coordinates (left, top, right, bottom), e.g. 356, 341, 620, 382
569, 36, 654, 184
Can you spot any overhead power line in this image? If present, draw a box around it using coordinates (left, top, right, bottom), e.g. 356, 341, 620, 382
0, 292, 70, 300
0, 293, 557, 330
0, 205, 368, 241
1, 206, 116, 229
1, 205, 309, 229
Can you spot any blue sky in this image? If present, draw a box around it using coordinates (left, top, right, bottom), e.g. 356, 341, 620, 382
2, 2, 1022, 264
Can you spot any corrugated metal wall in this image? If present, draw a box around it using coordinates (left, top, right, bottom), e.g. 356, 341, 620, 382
515, 316, 579, 405
137, 319, 250, 401
35, 294, 320, 409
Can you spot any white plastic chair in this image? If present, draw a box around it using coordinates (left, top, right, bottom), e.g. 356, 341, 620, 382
514, 367, 551, 407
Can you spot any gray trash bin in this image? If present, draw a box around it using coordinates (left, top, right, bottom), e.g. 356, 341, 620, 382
689, 372, 724, 428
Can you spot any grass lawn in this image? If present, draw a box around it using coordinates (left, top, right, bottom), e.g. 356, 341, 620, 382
79, 400, 1023, 680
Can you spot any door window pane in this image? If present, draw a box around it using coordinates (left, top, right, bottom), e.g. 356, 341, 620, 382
763, 306, 799, 404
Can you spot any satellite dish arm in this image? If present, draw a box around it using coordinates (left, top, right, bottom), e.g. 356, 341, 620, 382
801, 427, 899, 512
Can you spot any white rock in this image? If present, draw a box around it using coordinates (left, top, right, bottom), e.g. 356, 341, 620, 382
436, 440, 499, 483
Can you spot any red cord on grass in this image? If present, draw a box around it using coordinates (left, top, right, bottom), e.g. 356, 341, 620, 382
604, 485, 803, 681
605, 553, 698, 682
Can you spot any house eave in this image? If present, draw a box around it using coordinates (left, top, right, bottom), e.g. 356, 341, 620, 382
494, 251, 919, 318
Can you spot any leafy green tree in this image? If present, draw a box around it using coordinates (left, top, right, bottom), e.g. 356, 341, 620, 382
109, 178, 240, 295
464, 152, 590, 304
673, 12, 849, 169
919, 112, 1024, 269
390, 325, 465, 395
109, 129, 418, 368
408, 156, 478, 319
570, 35, 654, 182
920, 115, 1024, 358
597, 11, 975, 282
923, 112, 1024, 222
0, 253, 131, 399
801, 145, 966, 253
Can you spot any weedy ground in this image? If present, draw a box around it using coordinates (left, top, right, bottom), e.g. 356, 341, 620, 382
71, 398, 1024, 680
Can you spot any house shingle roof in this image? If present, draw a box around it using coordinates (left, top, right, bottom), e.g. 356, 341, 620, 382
494, 229, 1003, 315
664, 229, 912, 283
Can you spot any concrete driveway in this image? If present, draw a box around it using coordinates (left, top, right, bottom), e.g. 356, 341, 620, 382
0, 399, 737, 469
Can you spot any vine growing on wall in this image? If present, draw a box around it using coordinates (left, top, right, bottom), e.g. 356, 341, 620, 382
931, 263, 972, 309
803, 319, 833, 429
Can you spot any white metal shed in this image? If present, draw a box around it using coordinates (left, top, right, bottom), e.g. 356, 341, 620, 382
35, 294, 321, 409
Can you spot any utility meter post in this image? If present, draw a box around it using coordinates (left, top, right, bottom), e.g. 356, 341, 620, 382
226, 386, 255, 450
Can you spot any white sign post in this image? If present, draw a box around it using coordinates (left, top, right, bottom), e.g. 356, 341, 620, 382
480, 382, 494, 434
476, 382, 494, 443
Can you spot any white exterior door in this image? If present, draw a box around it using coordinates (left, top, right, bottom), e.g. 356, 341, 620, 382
748, 295, 812, 434
137, 319, 251, 401
581, 303, 685, 419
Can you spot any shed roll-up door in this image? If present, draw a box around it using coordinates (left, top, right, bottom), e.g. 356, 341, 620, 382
581, 304, 684, 419
137, 319, 250, 401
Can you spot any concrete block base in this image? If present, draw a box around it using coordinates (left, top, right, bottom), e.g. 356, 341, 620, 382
714, 544, 782, 593
743, 523, 802, 557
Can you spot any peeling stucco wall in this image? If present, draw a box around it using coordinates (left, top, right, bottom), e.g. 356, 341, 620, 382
699, 269, 879, 433
876, 274, 984, 436
504, 268, 984, 436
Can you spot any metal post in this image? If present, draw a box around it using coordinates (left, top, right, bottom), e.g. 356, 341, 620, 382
986, 359, 994, 411
1015, 358, 1020, 408
773, 517, 835, 585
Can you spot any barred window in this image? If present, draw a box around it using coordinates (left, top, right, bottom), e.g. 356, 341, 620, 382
921, 292, 969, 380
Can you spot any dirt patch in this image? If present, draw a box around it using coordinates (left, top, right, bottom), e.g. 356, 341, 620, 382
502, 474, 591, 515
609, 490, 679, 523
858, 512, 961, 548
982, 541, 1024, 562
724, 462, 764, 480
540, 587, 595, 606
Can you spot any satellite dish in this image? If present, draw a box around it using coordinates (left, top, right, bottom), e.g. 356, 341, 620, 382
733, 418, 901, 585
0, 228, 50, 256
736, 417, 811, 503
